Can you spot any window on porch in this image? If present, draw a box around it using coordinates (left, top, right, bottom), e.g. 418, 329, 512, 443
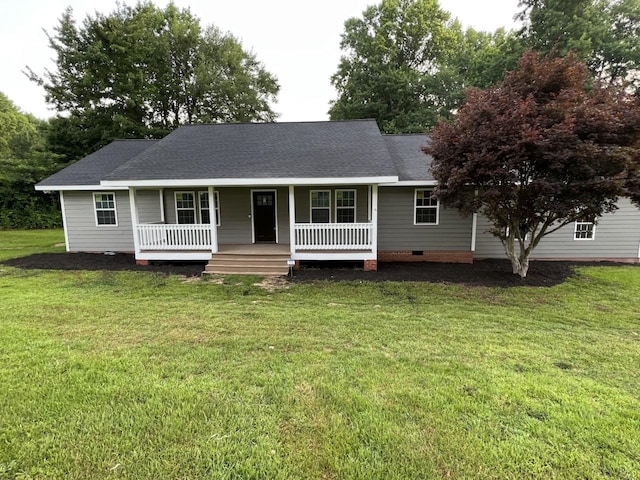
336, 189, 356, 223
310, 190, 330, 223
199, 191, 220, 226
175, 191, 196, 224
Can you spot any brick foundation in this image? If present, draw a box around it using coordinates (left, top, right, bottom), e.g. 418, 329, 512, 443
136, 259, 150, 266
363, 259, 378, 271
378, 250, 473, 264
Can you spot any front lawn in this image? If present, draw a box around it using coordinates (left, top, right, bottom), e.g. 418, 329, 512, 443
0, 231, 638, 479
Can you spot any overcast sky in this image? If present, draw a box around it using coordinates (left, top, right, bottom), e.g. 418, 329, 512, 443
0, 0, 521, 122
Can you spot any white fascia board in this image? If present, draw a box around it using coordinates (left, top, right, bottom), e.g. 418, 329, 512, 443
379, 180, 438, 187
35, 184, 129, 192
100, 176, 399, 188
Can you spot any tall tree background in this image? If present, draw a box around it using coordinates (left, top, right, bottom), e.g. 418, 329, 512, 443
27, 2, 280, 162
0, 92, 62, 228
330, 0, 640, 133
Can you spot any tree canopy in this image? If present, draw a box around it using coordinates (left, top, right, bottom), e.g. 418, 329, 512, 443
427, 51, 640, 278
517, 0, 640, 87
0, 92, 61, 228
27, 2, 280, 161
328, 0, 523, 133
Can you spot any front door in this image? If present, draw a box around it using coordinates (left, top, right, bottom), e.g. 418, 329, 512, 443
253, 191, 276, 242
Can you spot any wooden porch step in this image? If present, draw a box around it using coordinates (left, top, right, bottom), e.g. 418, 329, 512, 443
203, 253, 290, 276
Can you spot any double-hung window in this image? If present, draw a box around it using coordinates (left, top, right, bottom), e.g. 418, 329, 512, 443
94, 192, 117, 226
199, 191, 220, 226
310, 190, 330, 223
175, 192, 196, 224
574, 221, 595, 240
336, 189, 356, 223
414, 189, 439, 225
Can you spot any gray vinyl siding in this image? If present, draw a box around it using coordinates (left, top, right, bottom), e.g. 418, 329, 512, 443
63, 190, 134, 252
474, 198, 640, 260
163, 187, 290, 245
377, 187, 473, 250
136, 189, 162, 223
293, 186, 369, 223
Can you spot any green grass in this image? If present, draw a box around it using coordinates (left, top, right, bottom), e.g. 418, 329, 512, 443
0, 229, 65, 261
0, 231, 639, 479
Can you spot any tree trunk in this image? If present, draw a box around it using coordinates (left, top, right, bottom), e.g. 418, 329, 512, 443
504, 236, 530, 279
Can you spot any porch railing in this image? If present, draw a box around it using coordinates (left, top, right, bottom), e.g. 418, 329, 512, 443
294, 223, 373, 250
137, 223, 212, 250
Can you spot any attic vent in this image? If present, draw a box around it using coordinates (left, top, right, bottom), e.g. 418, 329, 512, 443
411, 250, 424, 256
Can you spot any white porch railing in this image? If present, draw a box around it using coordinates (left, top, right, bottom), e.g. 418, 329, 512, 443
294, 223, 373, 250
137, 223, 212, 250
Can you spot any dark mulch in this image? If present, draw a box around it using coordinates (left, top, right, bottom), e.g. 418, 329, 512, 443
3, 252, 634, 287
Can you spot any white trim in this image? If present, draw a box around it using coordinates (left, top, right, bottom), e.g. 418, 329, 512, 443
128, 188, 140, 255
208, 186, 218, 254
59, 191, 70, 252
250, 189, 279, 244
471, 212, 478, 252
371, 184, 378, 257
35, 185, 128, 191
414, 188, 439, 226
174, 191, 196, 224
100, 176, 399, 188
136, 251, 213, 261
159, 189, 165, 223
289, 186, 296, 254
93, 192, 118, 227
310, 189, 331, 223
335, 189, 357, 223
367, 185, 372, 222
379, 180, 438, 187
574, 221, 596, 240
291, 252, 376, 261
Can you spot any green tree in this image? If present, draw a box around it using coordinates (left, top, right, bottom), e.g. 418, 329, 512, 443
517, 0, 640, 87
27, 2, 280, 161
329, 0, 523, 133
427, 52, 640, 278
0, 93, 61, 229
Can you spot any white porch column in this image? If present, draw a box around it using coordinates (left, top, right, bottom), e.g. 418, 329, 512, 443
208, 186, 218, 253
288, 185, 296, 255
128, 187, 140, 256
371, 184, 378, 256
159, 188, 165, 223
59, 191, 70, 252
471, 213, 478, 252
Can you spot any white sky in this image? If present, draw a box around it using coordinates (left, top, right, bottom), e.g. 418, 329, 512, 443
0, 0, 521, 121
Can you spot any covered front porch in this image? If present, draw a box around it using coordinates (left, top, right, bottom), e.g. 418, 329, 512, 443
128, 185, 379, 265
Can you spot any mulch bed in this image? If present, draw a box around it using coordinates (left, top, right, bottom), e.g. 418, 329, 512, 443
4, 252, 634, 287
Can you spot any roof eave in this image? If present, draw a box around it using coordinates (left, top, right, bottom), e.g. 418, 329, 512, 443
100, 176, 400, 188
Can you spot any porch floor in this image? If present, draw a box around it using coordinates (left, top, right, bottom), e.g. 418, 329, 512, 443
218, 244, 291, 255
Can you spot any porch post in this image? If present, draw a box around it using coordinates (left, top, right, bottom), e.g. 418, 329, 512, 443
371, 184, 378, 256
288, 185, 296, 255
59, 191, 70, 252
128, 187, 140, 256
208, 186, 218, 253
159, 188, 165, 223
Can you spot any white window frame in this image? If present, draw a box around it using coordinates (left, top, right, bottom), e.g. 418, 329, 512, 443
175, 191, 196, 224
414, 188, 439, 225
574, 221, 595, 240
335, 189, 357, 223
93, 192, 118, 227
199, 191, 220, 226
310, 190, 331, 223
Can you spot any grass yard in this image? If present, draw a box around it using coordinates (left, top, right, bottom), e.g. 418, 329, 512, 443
0, 230, 638, 479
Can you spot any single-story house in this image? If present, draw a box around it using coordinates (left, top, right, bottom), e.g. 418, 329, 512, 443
36, 119, 640, 274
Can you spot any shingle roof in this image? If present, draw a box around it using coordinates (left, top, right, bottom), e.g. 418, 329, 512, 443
383, 134, 433, 182
37, 140, 158, 188
104, 120, 397, 182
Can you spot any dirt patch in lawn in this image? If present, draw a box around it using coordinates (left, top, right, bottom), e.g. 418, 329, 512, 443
3, 251, 634, 287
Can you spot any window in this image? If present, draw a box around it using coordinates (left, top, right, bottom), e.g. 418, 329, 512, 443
310, 190, 330, 223
414, 189, 439, 225
94, 192, 117, 226
175, 192, 196, 224
199, 191, 220, 226
336, 189, 356, 223
574, 222, 595, 240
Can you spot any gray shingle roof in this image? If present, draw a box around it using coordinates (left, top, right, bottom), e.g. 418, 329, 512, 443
37, 140, 158, 188
383, 134, 433, 182
104, 120, 397, 182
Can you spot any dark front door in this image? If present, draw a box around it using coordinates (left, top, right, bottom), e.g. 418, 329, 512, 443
253, 191, 276, 242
